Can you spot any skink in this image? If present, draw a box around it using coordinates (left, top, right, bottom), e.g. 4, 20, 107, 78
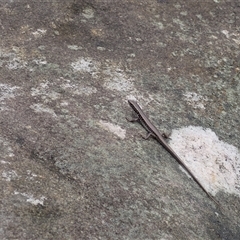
128, 99, 219, 206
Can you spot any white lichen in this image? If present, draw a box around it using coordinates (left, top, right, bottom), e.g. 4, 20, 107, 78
169, 126, 240, 197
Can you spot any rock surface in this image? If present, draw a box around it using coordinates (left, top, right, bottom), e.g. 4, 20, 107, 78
0, 1, 240, 239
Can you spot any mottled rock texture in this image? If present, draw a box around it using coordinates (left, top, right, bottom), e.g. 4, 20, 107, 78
0, 1, 240, 239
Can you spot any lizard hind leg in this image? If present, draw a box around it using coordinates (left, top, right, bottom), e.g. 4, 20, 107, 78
141, 132, 154, 140
162, 132, 171, 140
